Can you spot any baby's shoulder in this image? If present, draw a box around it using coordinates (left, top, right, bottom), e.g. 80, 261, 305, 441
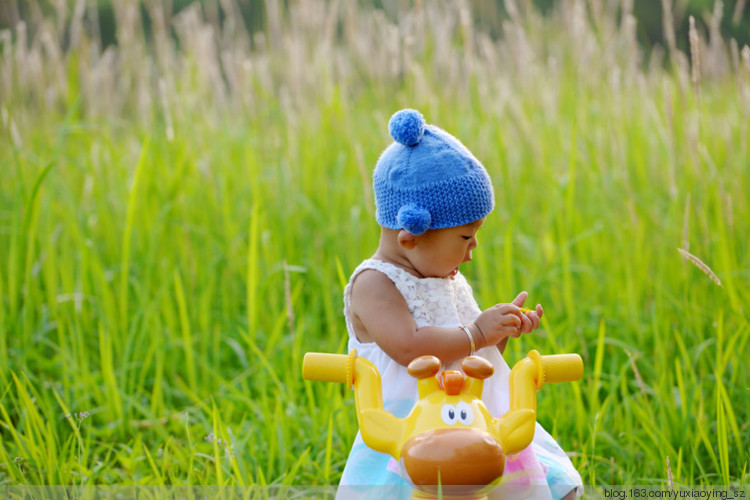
349, 268, 408, 309
350, 268, 397, 296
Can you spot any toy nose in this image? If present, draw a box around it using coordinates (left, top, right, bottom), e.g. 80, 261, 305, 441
441, 370, 464, 395
402, 428, 505, 487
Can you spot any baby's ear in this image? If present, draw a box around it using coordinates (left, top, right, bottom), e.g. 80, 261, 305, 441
397, 229, 418, 249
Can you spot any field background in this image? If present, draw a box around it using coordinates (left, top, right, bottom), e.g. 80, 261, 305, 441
1, 0, 749, 488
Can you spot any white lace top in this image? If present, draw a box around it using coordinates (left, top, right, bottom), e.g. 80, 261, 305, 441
342, 258, 511, 418
338, 259, 582, 500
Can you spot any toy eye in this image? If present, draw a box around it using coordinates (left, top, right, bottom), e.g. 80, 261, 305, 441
441, 404, 458, 425
456, 401, 474, 425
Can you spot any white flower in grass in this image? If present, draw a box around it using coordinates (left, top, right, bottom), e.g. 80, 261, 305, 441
65, 411, 90, 423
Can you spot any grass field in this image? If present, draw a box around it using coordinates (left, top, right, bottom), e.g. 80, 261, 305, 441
0, 0, 748, 488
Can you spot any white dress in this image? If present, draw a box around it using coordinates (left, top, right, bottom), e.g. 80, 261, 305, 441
338, 259, 583, 500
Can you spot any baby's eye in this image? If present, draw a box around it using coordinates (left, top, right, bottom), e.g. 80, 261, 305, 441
462, 236, 472, 240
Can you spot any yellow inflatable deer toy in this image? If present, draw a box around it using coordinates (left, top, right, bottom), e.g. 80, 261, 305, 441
303, 349, 583, 499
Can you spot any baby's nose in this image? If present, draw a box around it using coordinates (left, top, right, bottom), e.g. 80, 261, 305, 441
464, 247, 474, 262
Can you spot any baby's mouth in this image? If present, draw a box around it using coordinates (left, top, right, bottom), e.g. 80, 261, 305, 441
450, 267, 459, 277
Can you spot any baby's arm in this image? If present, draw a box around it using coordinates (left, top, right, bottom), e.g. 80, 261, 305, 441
350, 270, 526, 366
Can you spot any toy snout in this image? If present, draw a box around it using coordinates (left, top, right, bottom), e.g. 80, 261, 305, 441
401, 427, 505, 487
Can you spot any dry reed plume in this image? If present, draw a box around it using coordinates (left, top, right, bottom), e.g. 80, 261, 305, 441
677, 248, 723, 287
1, 0, 747, 136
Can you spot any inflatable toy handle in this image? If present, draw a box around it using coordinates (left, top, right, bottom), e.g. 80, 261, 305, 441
510, 351, 584, 414
303, 353, 348, 382
541, 353, 584, 384
303, 351, 360, 389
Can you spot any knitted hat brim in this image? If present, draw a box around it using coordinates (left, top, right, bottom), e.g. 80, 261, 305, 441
375, 169, 495, 232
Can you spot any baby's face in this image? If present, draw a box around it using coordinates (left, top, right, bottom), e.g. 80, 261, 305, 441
409, 218, 484, 279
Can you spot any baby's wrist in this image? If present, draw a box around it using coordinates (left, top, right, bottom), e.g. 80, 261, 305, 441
469, 323, 487, 350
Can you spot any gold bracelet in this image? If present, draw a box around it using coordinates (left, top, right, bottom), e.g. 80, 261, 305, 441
460, 325, 476, 355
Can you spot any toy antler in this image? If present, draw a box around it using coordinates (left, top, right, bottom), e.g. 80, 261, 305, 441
497, 350, 584, 454
303, 350, 406, 458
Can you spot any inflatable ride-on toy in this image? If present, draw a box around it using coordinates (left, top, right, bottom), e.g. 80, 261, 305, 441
303, 349, 583, 499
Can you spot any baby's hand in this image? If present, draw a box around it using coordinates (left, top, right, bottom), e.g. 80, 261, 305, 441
472, 291, 543, 346
513, 291, 543, 336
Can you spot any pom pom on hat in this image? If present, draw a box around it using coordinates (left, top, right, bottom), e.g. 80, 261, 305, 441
388, 109, 425, 146
397, 204, 432, 235
373, 108, 495, 233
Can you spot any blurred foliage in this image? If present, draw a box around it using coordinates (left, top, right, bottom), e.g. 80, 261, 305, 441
468, 0, 750, 50
1, 0, 749, 57
631, 0, 750, 53
470, 0, 750, 52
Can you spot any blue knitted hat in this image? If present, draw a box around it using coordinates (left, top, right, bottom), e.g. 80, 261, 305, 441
373, 109, 495, 235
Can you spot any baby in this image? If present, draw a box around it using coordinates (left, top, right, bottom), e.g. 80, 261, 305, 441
339, 109, 582, 500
